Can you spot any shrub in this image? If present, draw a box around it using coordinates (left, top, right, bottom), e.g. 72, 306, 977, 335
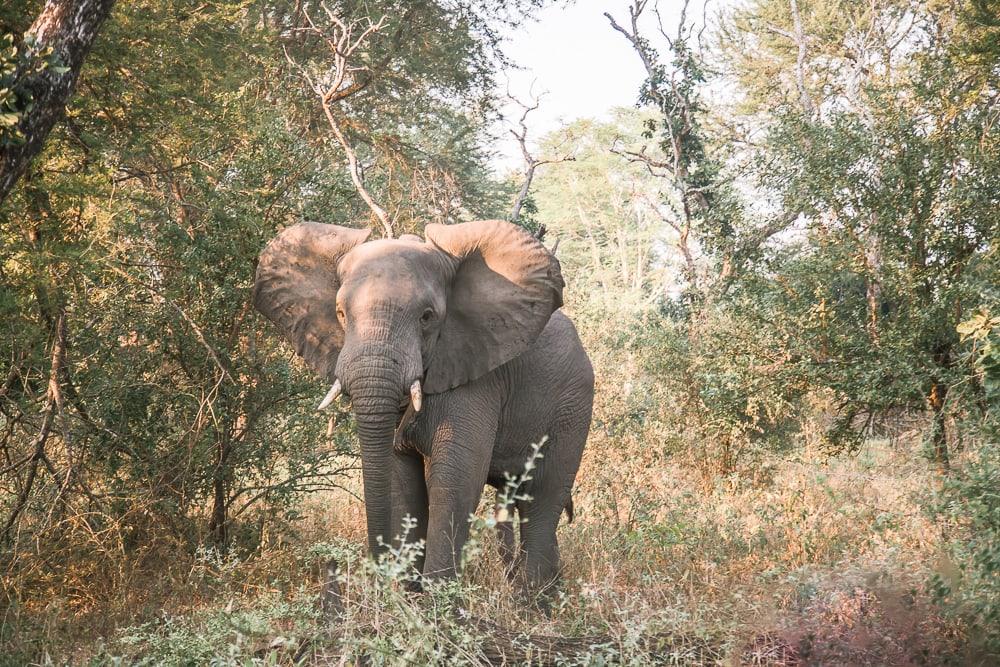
932, 310, 1000, 658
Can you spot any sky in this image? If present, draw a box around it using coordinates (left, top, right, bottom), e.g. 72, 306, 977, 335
492, 0, 719, 169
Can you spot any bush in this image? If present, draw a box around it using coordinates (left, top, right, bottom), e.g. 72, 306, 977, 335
933, 309, 1000, 658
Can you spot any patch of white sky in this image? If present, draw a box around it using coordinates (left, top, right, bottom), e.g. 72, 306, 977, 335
488, 0, 803, 276
490, 0, 728, 172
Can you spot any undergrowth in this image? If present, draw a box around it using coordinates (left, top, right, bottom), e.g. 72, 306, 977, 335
4, 434, 980, 665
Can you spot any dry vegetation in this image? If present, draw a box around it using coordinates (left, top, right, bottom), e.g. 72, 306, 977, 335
4, 341, 975, 664
43, 444, 968, 665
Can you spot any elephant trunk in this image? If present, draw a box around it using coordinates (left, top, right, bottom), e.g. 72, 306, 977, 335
339, 342, 412, 557
353, 391, 399, 557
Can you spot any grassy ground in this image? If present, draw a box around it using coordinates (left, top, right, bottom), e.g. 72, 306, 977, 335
7, 430, 979, 665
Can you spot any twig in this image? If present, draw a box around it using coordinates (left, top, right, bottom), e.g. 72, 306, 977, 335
506, 88, 575, 222
286, 9, 394, 237
108, 264, 236, 384
1, 311, 65, 540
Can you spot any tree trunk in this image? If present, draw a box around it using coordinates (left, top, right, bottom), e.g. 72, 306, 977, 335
929, 380, 949, 473
208, 434, 230, 549
510, 162, 537, 223
0, 0, 116, 206
927, 341, 953, 473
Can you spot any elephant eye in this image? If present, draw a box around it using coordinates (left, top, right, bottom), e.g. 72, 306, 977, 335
420, 308, 435, 325
336, 308, 346, 322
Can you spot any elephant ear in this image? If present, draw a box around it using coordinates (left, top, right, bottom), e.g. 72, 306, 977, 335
423, 220, 564, 394
252, 222, 371, 381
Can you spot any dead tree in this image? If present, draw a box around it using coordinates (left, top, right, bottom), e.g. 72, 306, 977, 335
0, 0, 116, 206
286, 7, 394, 237
507, 89, 574, 224
605, 0, 794, 300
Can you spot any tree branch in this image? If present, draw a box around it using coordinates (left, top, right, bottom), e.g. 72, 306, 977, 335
506, 89, 575, 223
1, 309, 64, 540
0, 0, 117, 205
286, 10, 393, 237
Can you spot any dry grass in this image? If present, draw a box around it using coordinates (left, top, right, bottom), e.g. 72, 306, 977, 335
1, 375, 973, 665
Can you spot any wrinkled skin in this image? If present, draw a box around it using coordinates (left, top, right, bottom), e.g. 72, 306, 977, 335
253, 220, 594, 590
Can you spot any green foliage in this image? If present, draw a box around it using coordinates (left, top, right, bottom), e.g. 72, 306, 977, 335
112, 591, 321, 666
958, 310, 1000, 404
703, 0, 1000, 463
2, 0, 1000, 660
933, 309, 1000, 656
278, 0, 538, 233
0, 32, 58, 146
935, 442, 1000, 656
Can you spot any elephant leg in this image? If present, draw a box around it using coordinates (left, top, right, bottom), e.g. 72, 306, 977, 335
517, 411, 588, 600
422, 420, 496, 580
516, 492, 564, 598
390, 450, 429, 579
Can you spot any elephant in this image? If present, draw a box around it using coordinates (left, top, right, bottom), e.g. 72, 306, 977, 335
252, 219, 594, 590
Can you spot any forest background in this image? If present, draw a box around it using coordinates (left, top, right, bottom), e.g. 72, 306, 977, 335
1, 0, 999, 664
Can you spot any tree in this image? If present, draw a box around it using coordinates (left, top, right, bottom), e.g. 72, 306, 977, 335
719, 0, 1000, 467
532, 110, 668, 309
278, 0, 547, 237
592, 0, 802, 474
606, 0, 794, 307
0, 0, 115, 205
506, 89, 575, 225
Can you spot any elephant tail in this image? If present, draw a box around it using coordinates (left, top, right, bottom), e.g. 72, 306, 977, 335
564, 498, 574, 523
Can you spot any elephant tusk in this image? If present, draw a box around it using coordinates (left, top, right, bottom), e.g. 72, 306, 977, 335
410, 380, 422, 412
393, 402, 415, 449
317, 379, 342, 411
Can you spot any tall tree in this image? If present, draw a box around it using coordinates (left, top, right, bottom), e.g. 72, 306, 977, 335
0, 0, 115, 205
719, 0, 1000, 467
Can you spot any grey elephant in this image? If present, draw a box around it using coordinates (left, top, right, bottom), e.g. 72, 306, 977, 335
252, 219, 594, 590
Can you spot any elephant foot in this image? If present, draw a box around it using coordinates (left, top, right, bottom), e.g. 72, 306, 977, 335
515, 568, 562, 615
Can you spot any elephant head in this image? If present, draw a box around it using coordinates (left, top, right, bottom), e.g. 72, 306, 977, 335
252, 220, 564, 554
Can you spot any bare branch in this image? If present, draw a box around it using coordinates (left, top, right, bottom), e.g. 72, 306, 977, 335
604, 2, 659, 82
789, 0, 815, 116
764, 0, 814, 116
321, 102, 392, 237
610, 137, 673, 177
506, 89, 575, 223
287, 8, 394, 237
1, 310, 64, 540
764, 23, 795, 40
